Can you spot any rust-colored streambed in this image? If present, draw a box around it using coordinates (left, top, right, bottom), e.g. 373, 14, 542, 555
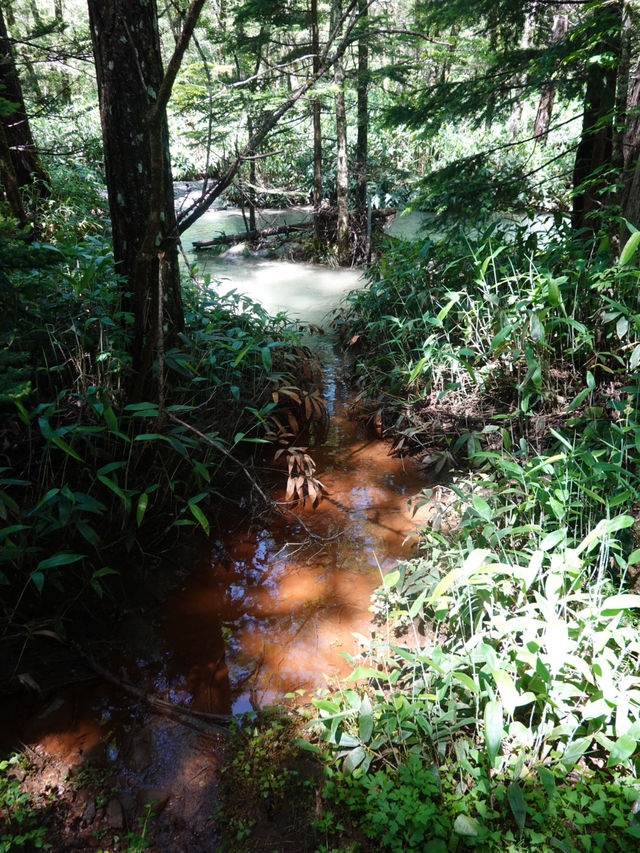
157, 335, 427, 716
0, 218, 430, 850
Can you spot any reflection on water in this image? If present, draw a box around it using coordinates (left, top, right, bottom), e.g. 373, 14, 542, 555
1, 206, 429, 835
157, 214, 427, 711
157, 335, 427, 715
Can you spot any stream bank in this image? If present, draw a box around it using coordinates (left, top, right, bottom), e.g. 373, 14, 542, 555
1, 210, 431, 852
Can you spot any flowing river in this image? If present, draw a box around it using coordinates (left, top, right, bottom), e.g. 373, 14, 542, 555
0, 204, 430, 850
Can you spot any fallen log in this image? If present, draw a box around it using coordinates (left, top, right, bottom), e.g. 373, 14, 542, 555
192, 222, 312, 250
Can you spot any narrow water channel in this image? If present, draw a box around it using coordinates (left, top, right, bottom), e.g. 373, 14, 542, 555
1, 206, 429, 849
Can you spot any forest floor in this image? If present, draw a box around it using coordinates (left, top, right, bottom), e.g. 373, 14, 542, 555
0, 668, 354, 852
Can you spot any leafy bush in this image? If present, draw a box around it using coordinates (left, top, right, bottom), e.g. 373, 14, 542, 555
0, 224, 314, 632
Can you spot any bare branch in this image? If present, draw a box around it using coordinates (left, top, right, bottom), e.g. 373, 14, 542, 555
177, 0, 371, 233
151, 0, 206, 125
372, 28, 454, 47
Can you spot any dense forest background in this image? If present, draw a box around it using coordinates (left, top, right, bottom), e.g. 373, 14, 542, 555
4, 1, 640, 851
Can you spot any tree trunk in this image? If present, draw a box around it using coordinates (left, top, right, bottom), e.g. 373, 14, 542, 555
533, 13, 568, 144
623, 59, 640, 171
333, 0, 349, 265
0, 4, 49, 195
311, 0, 323, 249
355, 0, 368, 215
334, 56, 349, 265
508, 1, 537, 140
0, 123, 27, 226
611, 2, 632, 174
620, 9, 640, 230
571, 3, 621, 232
87, 0, 192, 400
247, 115, 257, 233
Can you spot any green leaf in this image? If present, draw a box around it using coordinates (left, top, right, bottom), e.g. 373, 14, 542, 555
383, 569, 400, 588
607, 734, 637, 767
134, 433, 170, 442
103, 406, 118, 432
344, 745, 366, 774
346, 666, 384, 681
601, 594, 640, 615
408, 356, 427, 384
454, 814, 480, 837
37, 552, 84, 571
508, 782, 527, 832
537, 766, 556, 799
472, 495, 492, 521
189, 503, 210, 536
30, 570, 44, 592
313, 698, 340, 715
358, 695, 373, 744
484, 700, 503, 765
337, 732, 360, 748
136, 493, 149, 527
620, 231, 640, 266
453, 671, 480, 694
561, 737, 591, 770
261, 346, 272, 373
540, 528, 567, 552
97, 474, 130, 510
124, 402, 159, 417
408, 588, 427, 619
53, 436, 83, 461
547, 279, 562, 307
492, 669, 519, 716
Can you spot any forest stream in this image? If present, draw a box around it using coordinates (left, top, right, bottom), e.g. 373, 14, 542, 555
0, 206, 430, 851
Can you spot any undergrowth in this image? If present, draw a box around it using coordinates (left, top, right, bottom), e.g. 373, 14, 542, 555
301, 224, 640, 850
0, 198, 320, 645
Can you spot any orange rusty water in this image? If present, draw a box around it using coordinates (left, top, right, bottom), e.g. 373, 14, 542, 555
0, 232, 431, 846
154, 336, 427, 715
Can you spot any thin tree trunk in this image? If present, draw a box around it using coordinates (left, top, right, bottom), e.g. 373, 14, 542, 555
509, 2, 537, 139
355, 0, 368, 216
311, 0, 323, 249
247, 115, 257, 233
0, 4, 49, 195
533, 13, 568, 144
620, 9, 640, 230
623, 59, 640, 171
333, 0, 349, 265
335, 57, 349, 264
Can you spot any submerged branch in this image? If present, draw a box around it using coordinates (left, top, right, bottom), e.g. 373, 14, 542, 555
86, 657, 233, 739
